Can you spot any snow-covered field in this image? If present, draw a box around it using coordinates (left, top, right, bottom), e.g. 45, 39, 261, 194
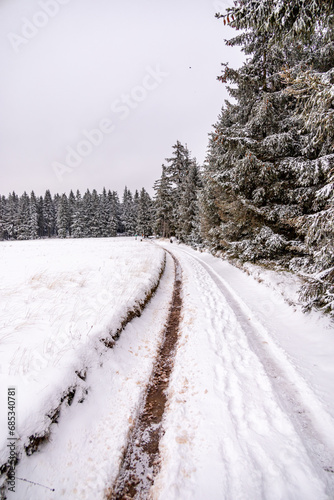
1, 237, 334, 499
0, 237, 165, 478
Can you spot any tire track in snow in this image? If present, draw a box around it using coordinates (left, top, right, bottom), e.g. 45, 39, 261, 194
175, 247, 334, 495
108, 252, 182, 500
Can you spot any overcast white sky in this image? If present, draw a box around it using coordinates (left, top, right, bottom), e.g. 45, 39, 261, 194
0, 0, 243, 197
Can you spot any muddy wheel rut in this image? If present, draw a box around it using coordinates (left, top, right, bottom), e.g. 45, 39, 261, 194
107, 251, 182, 500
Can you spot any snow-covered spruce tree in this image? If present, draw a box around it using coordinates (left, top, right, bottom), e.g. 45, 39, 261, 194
100, 187, 111, 237
282, 42, 334, 313
0, 195, 9, 240
71, 190, 84, 238
67, 190, 76, 237
136, 188, 153, 237
165, 141, 190, 235
201, 43, 300, 260
53, 193, 60, 222
0, 196, 6, 240
81, 189, 93, 237
153, 165, 174, 238
121, 187, 136, 235
178, 159, 202, 244
57, 194, 69, 238
202, 5, 326, 256
107, 190, 119, 236
164, 141, 201, 242
281, 28, 334, 305
133, 190, 140, 233
43, 190, 56, 238
29, 191, 39, 239
90, 189, 102, 237
204, 0, 334, 313
3, 192, 19, 239
298, 164, 334, 313
16, 192, 30, 240
37, 196, 45, 237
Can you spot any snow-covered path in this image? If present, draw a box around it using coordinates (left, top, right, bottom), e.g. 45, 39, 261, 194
152, 243, 334, 499
5, 240, 334, 499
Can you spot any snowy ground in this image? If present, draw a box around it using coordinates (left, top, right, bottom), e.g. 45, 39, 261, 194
11, 248, 175, 500
0, 237, 165, 484
152, 242, 334, 499
229, 259, 304, 308
1, 238, 334, 499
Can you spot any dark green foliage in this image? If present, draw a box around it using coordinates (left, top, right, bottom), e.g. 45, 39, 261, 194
203, 0, 334, 315
121, 187, 136, 235
57, 194, 69, 238
136, 188, 153, 237
153, 165, 174, 238
154, 141, 202, 244
43, 190, 56, 238
29, 191, 39, 239
17, 192, 30, 240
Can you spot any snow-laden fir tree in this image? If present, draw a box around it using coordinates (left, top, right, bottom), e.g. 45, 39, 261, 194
133, 190, 140, 232
178, 159, 202, 244
81, 189, 93, 237
53, 193, 60, 221
100, 187, 111, 237
71, 190, 84, 238
205, 0, 334, 314
121, 187, 136, 235
0, 195, 10, 240
164, 141, 201, 242
90, 189, 102, 237
201, 30, 305, 258
29, 191, 39, 239
37, 196, 44, 237
107, 190, 119, 236
4, 192, 19, 239
17, 192, 30, 240
0, 196, 6, 240
153, 165, 174, 238
57, 194, 69, 238
165, 141, 191, 237
153, 142, 202, 243
67, 190, 76, 237
280, 33, 334, 312
43, 190, 56, 238
136, 188, 153, 237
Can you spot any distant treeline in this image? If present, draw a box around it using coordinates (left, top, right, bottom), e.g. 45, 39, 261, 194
0, 142, 201, 244
0, 187, 153, 240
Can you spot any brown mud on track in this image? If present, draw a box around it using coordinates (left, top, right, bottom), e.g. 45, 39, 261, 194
107, 251, 182, 500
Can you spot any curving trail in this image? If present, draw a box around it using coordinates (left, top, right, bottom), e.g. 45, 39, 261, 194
150, 243, 334, 500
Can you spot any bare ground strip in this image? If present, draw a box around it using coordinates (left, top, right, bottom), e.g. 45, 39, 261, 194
107, 252, 182, 500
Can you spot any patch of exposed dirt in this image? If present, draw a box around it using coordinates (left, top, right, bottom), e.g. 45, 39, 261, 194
108, 252, 182, 500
